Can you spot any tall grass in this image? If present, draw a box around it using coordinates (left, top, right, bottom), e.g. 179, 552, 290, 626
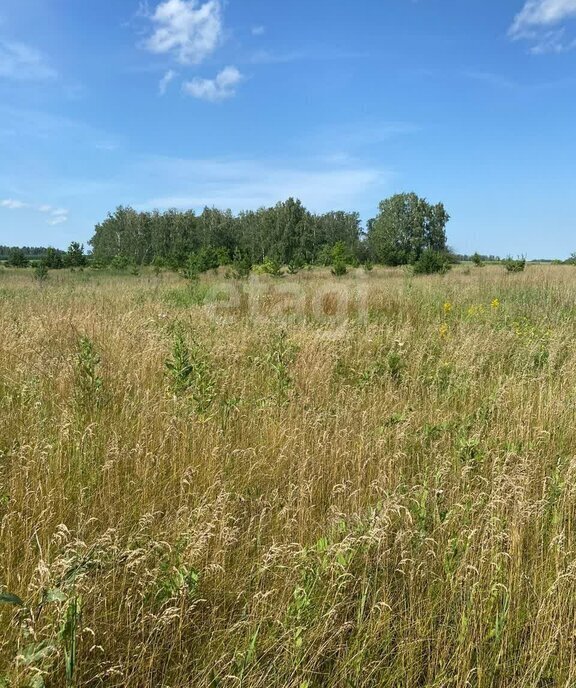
2, 264, 576, 686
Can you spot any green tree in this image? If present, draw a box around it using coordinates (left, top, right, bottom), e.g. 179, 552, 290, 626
471, 252, 484, 268
7, 248, 28, 267
367, 193, 450, 266
331, 241, 348, 276
43, 247, 64, 269
34, 262, 49, 282
65, 242, 87, 268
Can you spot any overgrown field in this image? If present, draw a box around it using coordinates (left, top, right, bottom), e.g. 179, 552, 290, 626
3, 265, 576, 687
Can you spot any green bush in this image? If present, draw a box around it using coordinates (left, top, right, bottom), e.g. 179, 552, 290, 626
6, 248, 28, 268
504, 257, 526, 273
34, 263, 49, 283
110, 255, 129, 271
412, 249, 451, 275
471, 252, 485, 268
229, 252, 252, 279
331, 259, 348, 277
255, 257, 282, 277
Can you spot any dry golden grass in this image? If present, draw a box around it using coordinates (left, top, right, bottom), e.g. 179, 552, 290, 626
2, 264, 576, 687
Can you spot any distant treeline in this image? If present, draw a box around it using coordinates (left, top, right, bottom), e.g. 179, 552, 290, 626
1, 244, 85, 268
89, 193, 452, 275
89, 200, 364, 268
2, 198, 572, 275
454, 253, 502, 263
0, 245, 63, 261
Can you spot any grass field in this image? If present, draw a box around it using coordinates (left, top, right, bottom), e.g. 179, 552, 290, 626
2, 264, 576, 687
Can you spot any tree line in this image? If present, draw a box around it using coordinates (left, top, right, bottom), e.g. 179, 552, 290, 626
0, 246, 58, 261
88, 193, 452, 274
1, 193, 455, 275
1, 243, 87, 269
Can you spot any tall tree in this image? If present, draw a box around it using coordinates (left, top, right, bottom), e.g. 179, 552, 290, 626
367, 193, 449, 266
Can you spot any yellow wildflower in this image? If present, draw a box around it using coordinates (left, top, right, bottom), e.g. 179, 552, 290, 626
491, 298, 500, 309
443, 302, 453, 315
439, 323, 449, 339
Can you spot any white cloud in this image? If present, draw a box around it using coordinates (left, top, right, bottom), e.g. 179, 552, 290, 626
47, 214, 68, 226
144, 0, 222, 65
0, 199, 68, 224
512, 0, 576, 30
251, 25, 265, 36
1, 198, 27, 209
45, 207, 69, 225
510, 0, 576, 52
0, 40, 58, 81
159, 68, 177, 94
182, 65, 242, 101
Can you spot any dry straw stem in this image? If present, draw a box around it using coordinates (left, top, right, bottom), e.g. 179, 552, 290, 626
1, 264, 576, 686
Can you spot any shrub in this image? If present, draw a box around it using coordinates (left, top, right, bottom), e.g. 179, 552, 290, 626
255, 256, 283, 277
34, 263, 49, 283
182, 254, 200, 281
110, 255, 129, 271
43, 247, 64, 269
471, 252, 485, 267
215, 247, 231, 266
504, 257, 526, 273
229, 253, 252, 279
287, 255, 305, 274
331, 259, 347, 277
6, 248, 28, 268
195, 247, 221, 273
151, 255, 167, 271
412, 249, 451, 275
183, 246, 231, 276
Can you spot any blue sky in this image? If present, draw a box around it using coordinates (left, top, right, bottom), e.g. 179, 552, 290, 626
0, 0, 575, 258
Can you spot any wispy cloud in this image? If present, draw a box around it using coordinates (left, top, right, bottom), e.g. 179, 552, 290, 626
47, 213, 68, 226
248, 47, 369, 65
0, 40, 58, 81
143, 0, 222, 64
461, 70, 521, 90
415, 66, 576, 91
159, 68, 177, 94
0, 106, 120, 151
133, 155, 392, 215
182, 65, 243, 101
0, 199, 69, 224
1, 198, 27, 209
251, 25, 265, 36
309, 121, 420, 151
510, 0, 576, 52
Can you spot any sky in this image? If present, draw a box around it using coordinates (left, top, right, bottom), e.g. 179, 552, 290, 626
0, 0, 575, 258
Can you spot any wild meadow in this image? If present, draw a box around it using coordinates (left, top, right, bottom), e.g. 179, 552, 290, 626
2, 263, 576, 687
